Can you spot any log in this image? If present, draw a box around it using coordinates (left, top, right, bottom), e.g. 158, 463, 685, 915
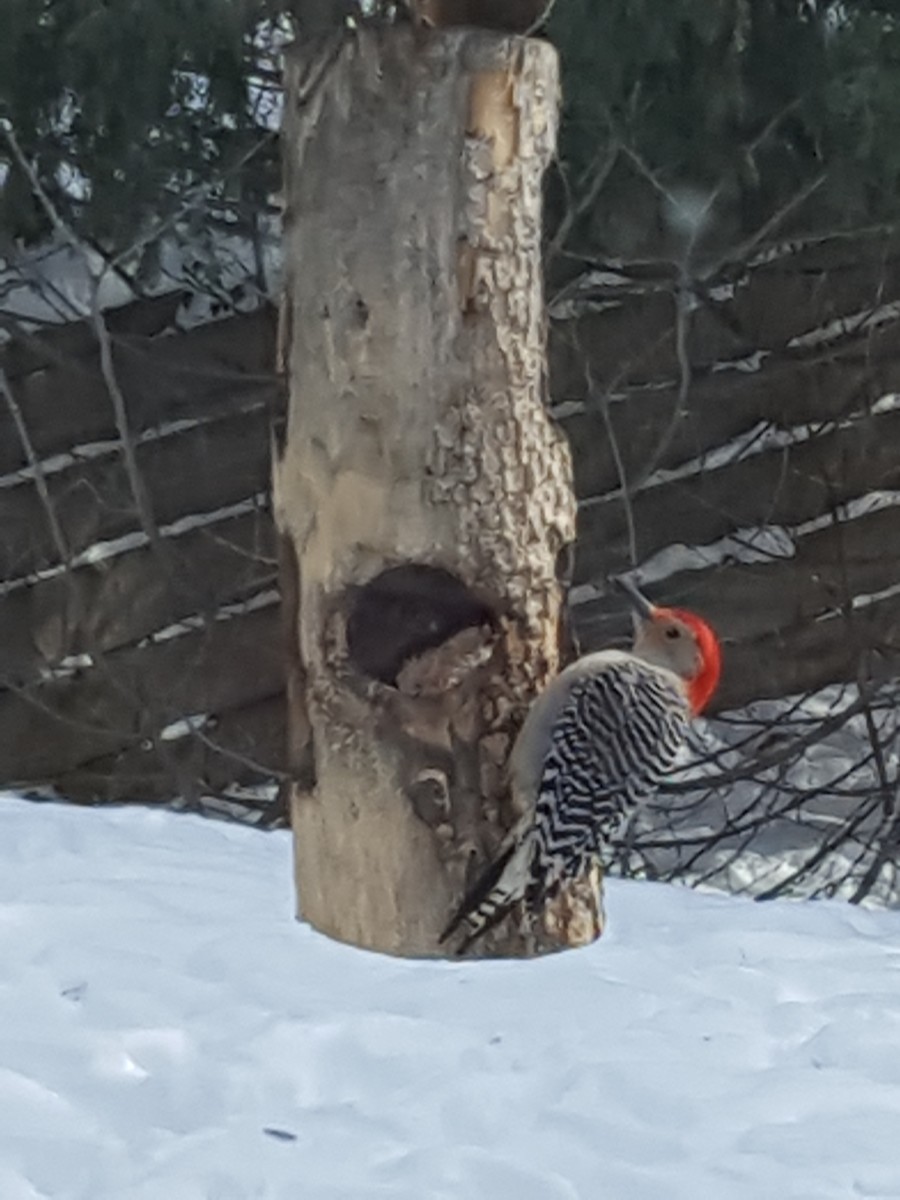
547, 237, 900, 391
275, 29, 590, 957
713, 591, 900, 709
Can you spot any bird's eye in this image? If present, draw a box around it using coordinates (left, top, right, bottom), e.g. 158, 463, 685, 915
665, 627, 681, 640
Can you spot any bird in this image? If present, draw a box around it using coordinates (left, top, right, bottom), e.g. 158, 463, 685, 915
441, 577, 721, 952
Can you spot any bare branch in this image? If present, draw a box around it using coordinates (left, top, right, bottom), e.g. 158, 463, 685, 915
546, 140, 619, 264
585, 359, 638, 567
0, 366, 71, 569
2, 119, 164, 553
704, 173, 828, 280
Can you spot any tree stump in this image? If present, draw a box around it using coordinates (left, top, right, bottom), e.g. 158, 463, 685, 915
275, 27, 598, 956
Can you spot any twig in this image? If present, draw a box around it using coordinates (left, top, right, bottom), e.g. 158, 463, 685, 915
546, 140, 620, 265
664, 690, 878, 792
525, 0, 557, 37
0, 675, 142, 741
755, 794, 883, 901
90, 285, 162, 551
2, 119, 164, 554
109, 131, 278, 276
186, 721, 291, 783
0, 366, 71, 569
703, 173, 828, 281
620, 171, 718, 496
584, 359, 637, 567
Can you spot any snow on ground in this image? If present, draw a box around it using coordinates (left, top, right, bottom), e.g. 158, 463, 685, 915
3, 794, 900, 1200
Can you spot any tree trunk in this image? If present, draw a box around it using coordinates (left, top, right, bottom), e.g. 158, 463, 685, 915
275, 27, 598, 956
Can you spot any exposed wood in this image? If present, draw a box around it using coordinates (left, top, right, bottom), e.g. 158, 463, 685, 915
0, 294, 284, 806
550, 306, 900, 408
276, 29, 586, 957
726, 253, 900, 352
549, 241, 900, 389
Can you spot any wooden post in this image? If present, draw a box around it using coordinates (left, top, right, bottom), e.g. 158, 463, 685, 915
274, 28, 597, 956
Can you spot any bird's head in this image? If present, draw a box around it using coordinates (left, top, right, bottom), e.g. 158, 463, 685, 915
614, 577, 721, 715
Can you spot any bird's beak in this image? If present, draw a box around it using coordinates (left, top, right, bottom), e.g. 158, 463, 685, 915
612, 576, 656, 624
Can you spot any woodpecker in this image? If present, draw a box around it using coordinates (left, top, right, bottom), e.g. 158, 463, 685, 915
441, 578, 722, 952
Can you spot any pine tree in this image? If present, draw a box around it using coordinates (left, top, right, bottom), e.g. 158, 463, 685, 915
0, 0, 286, 292
547, 1, 900, 265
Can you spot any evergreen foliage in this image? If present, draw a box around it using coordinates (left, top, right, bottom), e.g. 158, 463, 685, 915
3, 1, 900, 276
0, 0, 285, 284
547, 1, 900, 264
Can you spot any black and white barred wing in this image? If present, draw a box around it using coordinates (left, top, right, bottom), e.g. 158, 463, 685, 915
442, 659, 689, 950
527, 659, 690, 898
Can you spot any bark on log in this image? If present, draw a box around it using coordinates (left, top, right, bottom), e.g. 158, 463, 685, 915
275, 28, 594, 956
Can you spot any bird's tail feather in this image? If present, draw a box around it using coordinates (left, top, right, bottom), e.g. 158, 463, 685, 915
440, 831, 533, 954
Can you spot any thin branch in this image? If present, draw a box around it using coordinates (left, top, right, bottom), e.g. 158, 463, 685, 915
621, 276, 695, 497
754, 794, 883, 901
524, 0, 557, 36
703, 173, 828, 280
2, 119, 164, 554
546, 140, 620, 265
109, 131, 278, 276
90, 287, 163, 551
665, 690, 878, 792
585, 360, 638, 567
0, 675, 142, 742
185, 722, 290, 783
0, 366, 71, 569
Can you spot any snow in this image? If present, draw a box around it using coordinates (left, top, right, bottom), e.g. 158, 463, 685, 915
632, 682, 900, 904
4, 795, 900, 1199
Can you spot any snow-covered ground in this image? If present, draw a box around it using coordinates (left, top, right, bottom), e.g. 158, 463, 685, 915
3, 794, 900, 1200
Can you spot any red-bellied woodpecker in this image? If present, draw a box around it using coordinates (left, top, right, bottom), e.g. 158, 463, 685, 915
441, 578, 722, 952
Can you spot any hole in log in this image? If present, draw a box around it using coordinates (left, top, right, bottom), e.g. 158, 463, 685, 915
346, 564, 494, 686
